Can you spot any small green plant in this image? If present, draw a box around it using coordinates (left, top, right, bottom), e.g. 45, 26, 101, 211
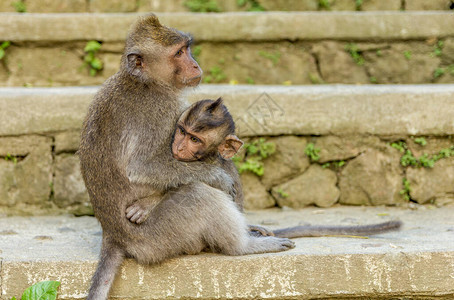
391, 141, 454, 168
276, 188, 289, 198
355, 0, 363, 10
0, 41, 11, 60
233, 138, 276, 176
4, 153, 18, 164
12, 0, 26, 12
322, 160, 345, 169
413, 137, 427, 146
369, 76, 377, 83
83, 41, 103, 77
400, 178, 411, 201
434, 67, 445, 79
203, 65, 227, 83
246, 77, 255, 84
237, 0, 265, 11
309, 73, 324, 84
345, 43, 365, 66
403, 50, 412, 60
191, 45, 202, 63
376, 49, 383, 57
11, 281, 60, 300
304, 143, 321, 162
184, 0, 221, 12
258, 50, 281, 66
433, 40, 444, 57
319, 0, 332, 10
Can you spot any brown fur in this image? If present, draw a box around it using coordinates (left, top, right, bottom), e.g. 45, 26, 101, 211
79, 14, 295, 300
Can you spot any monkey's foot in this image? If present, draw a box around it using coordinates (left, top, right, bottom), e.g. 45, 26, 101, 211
125, 198, 158, 224
248, 224, 275, 237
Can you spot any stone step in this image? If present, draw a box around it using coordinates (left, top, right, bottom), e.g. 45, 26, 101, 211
1, 84, 453, 137
0, 0, 452, 13
1, 205, 453, 299
0, 12, 453, 86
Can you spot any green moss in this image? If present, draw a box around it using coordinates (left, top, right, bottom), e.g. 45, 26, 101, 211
83, 41, 103, 77
184, 0, 221, 12
203, 65, 227, 83
345, 43, 365, 66
304, 143, 321, 162
233, 138, 276, 177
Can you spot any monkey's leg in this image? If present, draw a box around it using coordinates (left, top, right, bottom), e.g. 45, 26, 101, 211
126, 194, 162, 224
87, 238, 124, 300
196, 186, 295, 256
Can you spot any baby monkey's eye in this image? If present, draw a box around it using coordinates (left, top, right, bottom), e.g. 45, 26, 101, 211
190, 136, 200, 143
175, 49, 183, 57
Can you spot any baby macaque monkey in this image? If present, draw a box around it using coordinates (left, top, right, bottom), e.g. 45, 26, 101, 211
171, 98, 403, 239
172, 97, 242, 163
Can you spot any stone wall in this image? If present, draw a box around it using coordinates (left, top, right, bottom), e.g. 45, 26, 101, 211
1, 12, 454, 86
0, 0, 453, 13
1, 85, 453, 216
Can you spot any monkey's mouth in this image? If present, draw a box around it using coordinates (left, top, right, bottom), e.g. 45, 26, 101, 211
185, 75, 202, 86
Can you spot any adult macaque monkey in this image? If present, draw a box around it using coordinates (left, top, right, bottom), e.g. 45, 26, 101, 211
79, 14, 295, 300
171, 98, 403, 238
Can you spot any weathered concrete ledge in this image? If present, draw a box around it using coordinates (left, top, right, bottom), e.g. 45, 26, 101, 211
1, 84, 454, 137
0, 12, 453, 42
1, 205, 453, 299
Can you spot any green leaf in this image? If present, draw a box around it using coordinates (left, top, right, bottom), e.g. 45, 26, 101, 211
1, 41, 11, 49
89, 68, 97, 77
84, 41, 102, 53
21, 281, 60, 300
0, 48, 5, 60
90, 57, 103, 70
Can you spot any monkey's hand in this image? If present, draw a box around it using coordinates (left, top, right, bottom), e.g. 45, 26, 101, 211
248, 225, 275, 237
125, 196, 160, 224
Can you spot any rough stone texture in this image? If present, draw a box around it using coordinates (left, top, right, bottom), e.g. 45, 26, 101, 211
89, 0, 137, 12
0, 136, 52, 207
260, 136, 310, 188
2, 206, 454, 299
313, 135, 381, 163
4, 46, 89, 87
54, 130, 81, 154
0, 1, 16, 12
272, 164, 340, 208
360, 0, 402, 11
363, 43, 441, 84
339, 148, 404, 206
311, 41, 369, 84
441, 37, 454, 65
137, 0, 186, 12
1, 13, 454, 43
3, 85, 454, 138
197, 42, 319, 84
406, 136, 454, 158
26, 0, 87, 12
240, 172, 275, 209
54, 154, 92, 215
260, 0, 319, 11
407, 158, 454, 204
405, 0, 452, 10
328, 0, 356, 11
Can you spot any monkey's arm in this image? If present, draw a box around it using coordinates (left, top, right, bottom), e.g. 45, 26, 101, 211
126, 148, 235, 196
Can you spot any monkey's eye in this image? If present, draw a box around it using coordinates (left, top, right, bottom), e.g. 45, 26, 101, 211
178, 126, 185, 135
190, 136, 200, 143
175, 49, 184, 57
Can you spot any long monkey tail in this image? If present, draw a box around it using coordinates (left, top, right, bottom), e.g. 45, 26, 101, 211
87, 238, 125, 300
273, 220, 402, 239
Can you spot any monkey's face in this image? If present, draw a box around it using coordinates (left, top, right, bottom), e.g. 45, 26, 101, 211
171, 124, 210, 162
169, 43, 203, 89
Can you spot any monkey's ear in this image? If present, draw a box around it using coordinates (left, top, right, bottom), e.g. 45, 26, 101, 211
218, 135, 244, 159
207, 97, 223, 113
126, 51, 144, 77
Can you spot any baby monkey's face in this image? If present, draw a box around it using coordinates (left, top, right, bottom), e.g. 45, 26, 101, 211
171, 99, 243, 162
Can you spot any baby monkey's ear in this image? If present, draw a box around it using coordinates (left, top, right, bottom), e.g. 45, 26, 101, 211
218, 135, 244, 159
